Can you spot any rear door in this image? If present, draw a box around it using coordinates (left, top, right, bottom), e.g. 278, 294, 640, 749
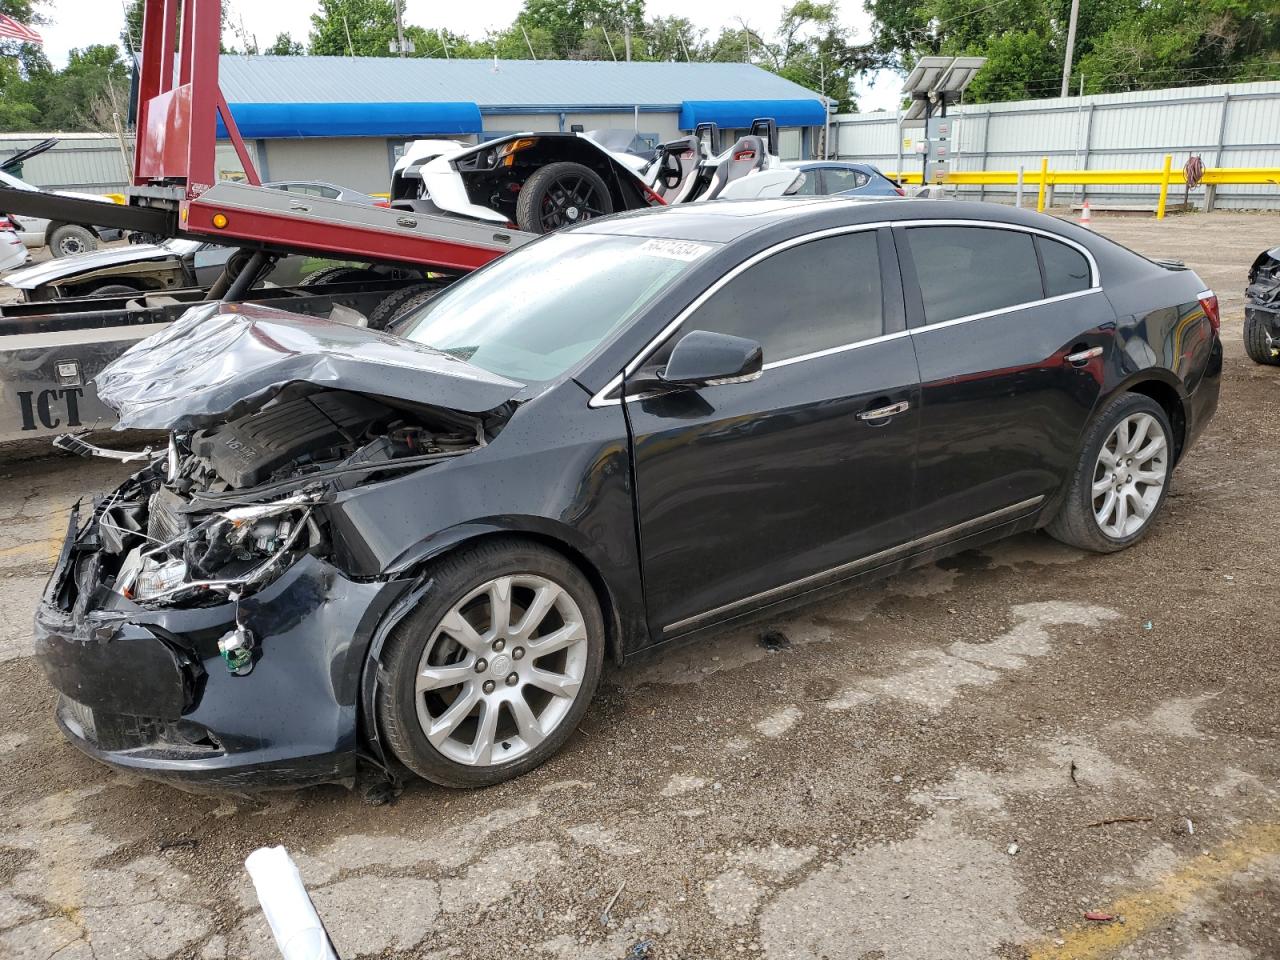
896, 222, 1115, 535
625, 227, 921, 638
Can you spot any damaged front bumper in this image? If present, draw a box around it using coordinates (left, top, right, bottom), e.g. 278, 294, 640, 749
35, 506, 413, 792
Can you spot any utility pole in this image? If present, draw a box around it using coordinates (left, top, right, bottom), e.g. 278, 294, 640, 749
623, 23, 632, 62
1060, 0, 1080, 97
393, 0, 407, 58
820, 59, 829, 159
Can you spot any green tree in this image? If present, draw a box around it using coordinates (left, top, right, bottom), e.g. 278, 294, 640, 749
637, 16, 703, 61
0, 0, 49, 130
864, 0, 1279, 103
704, 3, 880, 110
265, 32, 305, 55
309, 0, 399, 56
516, 0, 644, 59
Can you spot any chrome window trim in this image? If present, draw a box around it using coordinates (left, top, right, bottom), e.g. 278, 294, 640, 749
588, 221, 893, 408
661, 495, 1045, 636
910, 287, 1099, 334
588, 217, 1103, 408
900, 218, 1102, 290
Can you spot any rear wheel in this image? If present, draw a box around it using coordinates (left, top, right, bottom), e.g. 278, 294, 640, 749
49, 224, 96, 258
377, 538, 605, 788
1047, 393, 1173, 553
1243, 312, 1280, 365
516, 162, 614, 234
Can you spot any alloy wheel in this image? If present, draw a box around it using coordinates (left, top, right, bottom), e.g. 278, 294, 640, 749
539, 176, 608, 231
414, 574, 590, 766
1091, 411, 1168, 538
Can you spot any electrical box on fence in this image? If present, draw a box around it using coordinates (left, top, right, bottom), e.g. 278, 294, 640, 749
925, 116, 951, 183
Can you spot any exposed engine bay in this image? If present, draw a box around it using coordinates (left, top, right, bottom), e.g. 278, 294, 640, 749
61, 388, 487, 611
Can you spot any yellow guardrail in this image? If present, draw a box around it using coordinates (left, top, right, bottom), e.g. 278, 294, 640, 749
883, 155, 1280, 219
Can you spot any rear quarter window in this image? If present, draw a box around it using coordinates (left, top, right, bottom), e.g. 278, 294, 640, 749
1037, 236, 1092, 296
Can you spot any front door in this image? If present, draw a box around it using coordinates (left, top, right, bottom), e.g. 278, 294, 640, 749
625, 228, 921, 639
896, 223, 1114, 534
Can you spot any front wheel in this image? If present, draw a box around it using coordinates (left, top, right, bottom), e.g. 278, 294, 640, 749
377, 538, 605, 788
516, 162, 614, 234
1243, 311, 1280, 365
1047, 393, 1174, 553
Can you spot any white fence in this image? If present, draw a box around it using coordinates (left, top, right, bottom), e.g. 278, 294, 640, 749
832, 80, 1280, 210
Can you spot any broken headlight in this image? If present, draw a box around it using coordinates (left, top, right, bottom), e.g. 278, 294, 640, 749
118, 494, 322, 605
132, 558, 188, 600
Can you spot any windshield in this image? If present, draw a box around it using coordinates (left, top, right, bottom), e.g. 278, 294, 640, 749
397, 232, 714, 382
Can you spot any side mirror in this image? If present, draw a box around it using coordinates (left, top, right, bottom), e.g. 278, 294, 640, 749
658, 330, 763, 388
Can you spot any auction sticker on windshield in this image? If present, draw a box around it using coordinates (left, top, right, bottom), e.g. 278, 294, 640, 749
638, 238, 711, 261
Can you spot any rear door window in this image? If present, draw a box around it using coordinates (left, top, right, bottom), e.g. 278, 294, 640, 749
669, 230, 884, 365
904, 226, 1043, 325
1037, 236, 1092, 296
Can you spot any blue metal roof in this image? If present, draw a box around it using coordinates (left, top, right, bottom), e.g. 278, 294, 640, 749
217, 55, 825, 115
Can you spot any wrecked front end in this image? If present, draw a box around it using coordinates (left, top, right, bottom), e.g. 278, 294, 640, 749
1245, 245, 1280, 362
34, 304, 520, 791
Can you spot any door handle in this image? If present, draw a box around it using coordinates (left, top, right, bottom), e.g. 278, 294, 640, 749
857, 400, 910, 421
1065, 345, 1103, 366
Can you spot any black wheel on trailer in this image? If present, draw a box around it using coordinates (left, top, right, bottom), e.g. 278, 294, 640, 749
368, 282, 449, 330
301, 266, 382, 287
515, 162, 614, 234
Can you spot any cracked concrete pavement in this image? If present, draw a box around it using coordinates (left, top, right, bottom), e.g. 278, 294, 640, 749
0, 212, 1276, 960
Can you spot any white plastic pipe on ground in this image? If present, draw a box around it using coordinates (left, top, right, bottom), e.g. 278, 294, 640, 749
245, 846, 339, 960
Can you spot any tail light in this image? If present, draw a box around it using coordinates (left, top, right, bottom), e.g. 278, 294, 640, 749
373, 200, 390, 208
0, 216, 13, 230
1197, 290, 1220, 334
894, 187, 905, 196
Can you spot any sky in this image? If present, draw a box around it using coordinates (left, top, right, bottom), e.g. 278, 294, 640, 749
30, 0, 903, 111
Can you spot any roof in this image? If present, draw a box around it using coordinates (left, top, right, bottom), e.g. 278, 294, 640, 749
218, 56, 824, 112
576, 197, 1101, 245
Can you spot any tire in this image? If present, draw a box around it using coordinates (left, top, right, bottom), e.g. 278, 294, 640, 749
48, 224, 97, 258
516, 162, 614, 234
1243, 311, 1280, 365
1046, 392, 1174, 553
367, 282, 447, 330
85, 283, 140, 298
300, 265, 380, 286
377, 538, 605, 788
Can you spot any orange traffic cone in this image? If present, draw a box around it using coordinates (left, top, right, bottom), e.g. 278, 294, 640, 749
1080, 199, 1092, 229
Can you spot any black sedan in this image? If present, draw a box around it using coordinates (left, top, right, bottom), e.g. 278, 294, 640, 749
35, 198, 1222, 792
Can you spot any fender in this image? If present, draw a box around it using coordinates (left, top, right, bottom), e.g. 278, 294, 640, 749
384, 514, 640, 663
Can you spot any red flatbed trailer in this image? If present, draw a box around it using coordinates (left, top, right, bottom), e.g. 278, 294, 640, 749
0, 0, 538, 443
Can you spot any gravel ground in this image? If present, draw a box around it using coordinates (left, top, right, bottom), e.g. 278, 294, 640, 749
0, 211, 1276, 960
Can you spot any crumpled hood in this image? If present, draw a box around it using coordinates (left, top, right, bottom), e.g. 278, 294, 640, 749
96, 302, 525, 431
2, 243, 175, 290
